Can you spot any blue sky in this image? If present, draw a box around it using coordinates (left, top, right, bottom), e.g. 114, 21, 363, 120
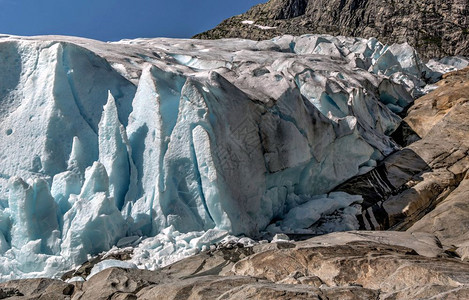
0, 0, 265, 41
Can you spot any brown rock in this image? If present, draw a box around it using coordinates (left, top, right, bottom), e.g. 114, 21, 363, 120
136, 275, 379, 300
161, 246, 254, 278
219, 283, 379, 300
232, 241, 469, 294
0, 278, 73, 300
135, 276, 258, 300
2, 233, 469, 299
71, 268, 163, 300
382, 285, 469, 300
406, 67, 469, 138
298, 231, 444, 257
408, 173, 469, 251
335, 68, 469, 236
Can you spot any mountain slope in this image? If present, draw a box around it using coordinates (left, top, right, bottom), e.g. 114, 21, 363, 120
194, 0, 469, 59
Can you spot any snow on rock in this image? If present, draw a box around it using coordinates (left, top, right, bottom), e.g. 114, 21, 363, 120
128, 226, 251, 271
0, 34, 443, 280
66, 276, 85, 283
272, 233, 290, 242
240, 20, 277, 30
426, 56, 469, 76
130, 226, 202, 270
189, 229, 229, 249
267, 192, 363, 233
255, 25, 277, 30
86, 259, 137, 280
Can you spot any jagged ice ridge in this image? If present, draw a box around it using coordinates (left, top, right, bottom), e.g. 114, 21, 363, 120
0, 33, 454, 280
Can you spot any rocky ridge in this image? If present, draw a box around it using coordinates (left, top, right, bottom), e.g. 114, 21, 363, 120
3, 231, 469, 299
336, 67, 469, 244
194, 0, 469, 59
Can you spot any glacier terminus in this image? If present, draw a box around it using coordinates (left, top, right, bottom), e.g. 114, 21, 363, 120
0, 33, 461, 280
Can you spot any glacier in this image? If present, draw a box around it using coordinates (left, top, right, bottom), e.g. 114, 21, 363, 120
0, 33, 447, 280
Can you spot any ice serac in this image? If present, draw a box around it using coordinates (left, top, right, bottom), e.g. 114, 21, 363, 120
61, 162, 125, 264
67, 137, 88, 173
0, 34, 445, 280
0, 39, 135, 204
0, 210, 10, 255
98, 91, 136, 210
8, 177, 60, 254
51, 170, 81, 215
192, 125, 230, 232
159, 72, 271, 235
159, 79, 220, 233
126, 65, 185, 235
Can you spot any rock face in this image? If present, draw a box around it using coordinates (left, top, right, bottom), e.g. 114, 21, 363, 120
336, 68, 469, 249
194, 0, 469, 59
0, 278, 74, 300
405, 70, 469, 256
409, 173, 469, 260
3, 232, 469, 299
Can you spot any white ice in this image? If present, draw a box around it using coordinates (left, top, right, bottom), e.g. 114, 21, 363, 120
0, 33, 447, 280
86, 259, 137, 280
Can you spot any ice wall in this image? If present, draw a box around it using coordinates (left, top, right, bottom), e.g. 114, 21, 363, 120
0, 34, 437, 280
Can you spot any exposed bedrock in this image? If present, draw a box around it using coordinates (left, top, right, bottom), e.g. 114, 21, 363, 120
4, 232, 469, 299
336, 68, 469, 248
194, 0, 469, 59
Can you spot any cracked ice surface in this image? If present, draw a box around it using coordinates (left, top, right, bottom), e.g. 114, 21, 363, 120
0, 34, 440, 280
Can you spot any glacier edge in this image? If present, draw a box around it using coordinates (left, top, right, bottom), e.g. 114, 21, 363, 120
0, 33, 454, 280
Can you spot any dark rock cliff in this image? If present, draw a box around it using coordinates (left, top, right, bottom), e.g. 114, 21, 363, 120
194, 0, 469, 59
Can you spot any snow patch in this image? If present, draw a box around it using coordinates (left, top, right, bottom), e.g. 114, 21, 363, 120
255, 25, 277, 30
86, 259, 137, 280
